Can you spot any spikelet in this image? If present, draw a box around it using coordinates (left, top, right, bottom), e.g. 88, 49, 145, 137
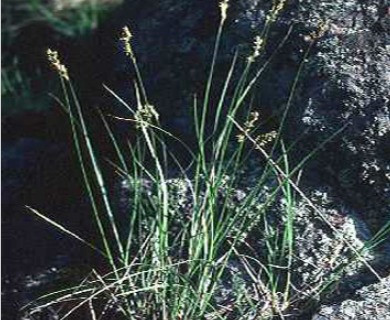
273, 0, 286, 16
266, 0, 287, 23
47, 48, 69, 81
304, 20, 328, 42
120, 26, 135, 60
237, 111, 277, 148
248, 35, 264, 62
237, 111, 260, 142
135, 104, 159, 129
254, 130, 277, 149
219, 0, 229, 24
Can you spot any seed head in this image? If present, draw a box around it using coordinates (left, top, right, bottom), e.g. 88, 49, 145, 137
266, 0, 287, 23
120, 26, 135, 59
248, 36, 264, 62
121, 26, 133, 42
47, 48, 69, 81
135, 104, 159, 129
219, 0, 229, 23
255, 130, 277, 149
274, 0, 286, 15
305, 20, 328, 42
237, 111, 260, 142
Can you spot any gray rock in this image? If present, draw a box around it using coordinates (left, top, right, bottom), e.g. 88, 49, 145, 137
117, 173, 379, 318
313, 275, 390, 320
235, 0, 390, 228
2, 255, 71, 320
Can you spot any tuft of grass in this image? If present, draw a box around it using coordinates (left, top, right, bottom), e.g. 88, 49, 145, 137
1, 56, 56, 115
1, 0, 122, 116
24, 1, 388, 319
27, 0, 120, 37
2, 0, 121, 40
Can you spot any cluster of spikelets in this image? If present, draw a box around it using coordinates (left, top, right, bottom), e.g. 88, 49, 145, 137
304, 20, 329, 42
47, 48, 69, 81
267, 0, 287, 23
119, 26, 135, 60
237, 111, 277, 148
134, 103, 159, 129
237, 111, 260, 143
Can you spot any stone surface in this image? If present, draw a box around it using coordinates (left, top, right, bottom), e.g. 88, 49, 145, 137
2, 255, 71, 320
313, 275, 390, 320
117, 172, 380, 318
1, 137, 94, 320
289, 0, 390, 229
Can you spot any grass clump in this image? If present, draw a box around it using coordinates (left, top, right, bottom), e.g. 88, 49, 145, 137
2, 0, 120, 41
1, 56, 50, 115
2, 0, 121, 116
25, 1, 387, 319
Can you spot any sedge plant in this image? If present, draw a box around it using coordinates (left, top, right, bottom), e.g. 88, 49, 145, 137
25, 1, 387, 319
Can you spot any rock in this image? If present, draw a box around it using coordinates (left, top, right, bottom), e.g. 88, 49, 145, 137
107, 0, 390, 231
303, 1, 390, 227
313, 275, 390, 320
1, 137, 96, 319
234, 0, 390, 229
2, 138, 68, 208
2, 255, 71, 320
117, 171, 380, 317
